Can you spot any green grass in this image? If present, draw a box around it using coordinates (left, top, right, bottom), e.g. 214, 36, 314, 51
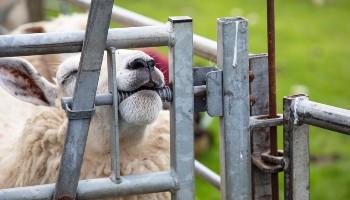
51, 0, 350, 199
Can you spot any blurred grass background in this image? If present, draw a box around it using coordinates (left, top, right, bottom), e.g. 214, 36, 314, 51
45, 0, 350, 199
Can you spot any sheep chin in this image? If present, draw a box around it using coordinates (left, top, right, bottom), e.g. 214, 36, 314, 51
119, 90, 162, 126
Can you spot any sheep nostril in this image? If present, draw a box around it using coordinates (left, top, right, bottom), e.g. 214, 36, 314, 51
128, 58, 148, 70
147, 60, 155, 69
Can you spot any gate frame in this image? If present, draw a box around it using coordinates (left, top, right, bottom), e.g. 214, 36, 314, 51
283, 94, 350, 200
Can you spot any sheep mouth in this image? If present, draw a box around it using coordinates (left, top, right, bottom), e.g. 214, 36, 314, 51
133, 85, 158, 92
119, 85, 162, 103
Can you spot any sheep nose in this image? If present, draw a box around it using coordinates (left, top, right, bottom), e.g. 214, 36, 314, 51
128, 58, 155, 70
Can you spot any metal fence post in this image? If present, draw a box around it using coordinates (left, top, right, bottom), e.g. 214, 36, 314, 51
217, 17, 251, 200
250, 54, 273, 199
283, 95, 310, 200
107, 47, 121, 183
168, 16, 194, 200
53, 1, 113, 199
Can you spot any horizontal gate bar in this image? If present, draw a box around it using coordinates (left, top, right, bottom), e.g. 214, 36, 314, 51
64, 0, 217, 61
0, 25, 169, 57
65, 0, 259, 62
0, 171, 177, 200
194, 160, 220, 190
250, 114, 283, 129
61, 85, 206, 107
294, 97, 350, 134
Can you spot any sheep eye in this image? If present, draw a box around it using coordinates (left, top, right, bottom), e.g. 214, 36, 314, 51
61, 69, 78, 84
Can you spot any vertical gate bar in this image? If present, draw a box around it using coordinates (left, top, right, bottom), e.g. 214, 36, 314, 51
250, 54, 272, 199
107, 47, 121, 183
283, 95, 310, 200
267, 0, 279, 198
54, 1, 114, 199
217, 17, 251, 200
168, 16, 194, 200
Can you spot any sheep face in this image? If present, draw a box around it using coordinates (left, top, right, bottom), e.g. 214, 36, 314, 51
0, 49, 165, 139
56, 50, 165, 127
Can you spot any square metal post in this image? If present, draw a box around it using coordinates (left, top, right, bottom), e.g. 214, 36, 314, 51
54, 1, 114, 199
217, 17, 251, 200
250, 54, 273, 199
283, 95, 310, 200
168, 16, 194, 200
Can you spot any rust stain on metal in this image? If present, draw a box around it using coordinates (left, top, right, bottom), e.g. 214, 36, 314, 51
252, 152, 284, 174
249, 70, 255, 82
250, 95, 257, 106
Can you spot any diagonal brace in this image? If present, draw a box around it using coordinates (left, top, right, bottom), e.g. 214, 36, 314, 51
53, 1, 114, 200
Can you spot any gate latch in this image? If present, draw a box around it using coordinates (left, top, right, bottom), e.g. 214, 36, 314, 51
252, 150, 285, 173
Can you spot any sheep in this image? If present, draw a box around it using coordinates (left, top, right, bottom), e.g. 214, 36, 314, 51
0, 50, 171, 200
0, 14, 89, 142
11, 13, 89, 83
0, 0, 30, 33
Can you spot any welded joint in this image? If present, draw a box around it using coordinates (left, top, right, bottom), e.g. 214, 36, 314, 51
61, 99, 95, 120
290, 94, 308, 125
169, 170, 180, 193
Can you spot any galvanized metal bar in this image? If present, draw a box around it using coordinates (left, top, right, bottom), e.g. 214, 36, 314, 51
65, 0, 218, 61
0, 25, 169, 57
168, 16, 194, 200
250, 114, 283, 129
107, 47, 121, 183
0, 171, 177, 200
54, 1, 113, 200
217, 17, 251, 200
194, 160, 221, 190
61, 85, 207, 107
295, 99, 350, 134
283, 95, 310, 200
249, 54, 273, 199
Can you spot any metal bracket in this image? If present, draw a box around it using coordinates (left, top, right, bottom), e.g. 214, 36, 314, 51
204, 69, 257, 117
206, 70, 223, 117
61, 98, 96, 120
252, 150, 285, 173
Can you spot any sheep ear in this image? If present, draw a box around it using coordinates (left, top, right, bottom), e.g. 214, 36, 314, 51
0, 57, 57, 106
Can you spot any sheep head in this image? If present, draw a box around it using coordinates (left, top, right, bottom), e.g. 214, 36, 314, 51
56, 50, 165, 128
0, 50, 165, 141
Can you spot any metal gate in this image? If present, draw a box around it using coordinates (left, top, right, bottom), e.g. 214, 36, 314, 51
0, 0, 349, 200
